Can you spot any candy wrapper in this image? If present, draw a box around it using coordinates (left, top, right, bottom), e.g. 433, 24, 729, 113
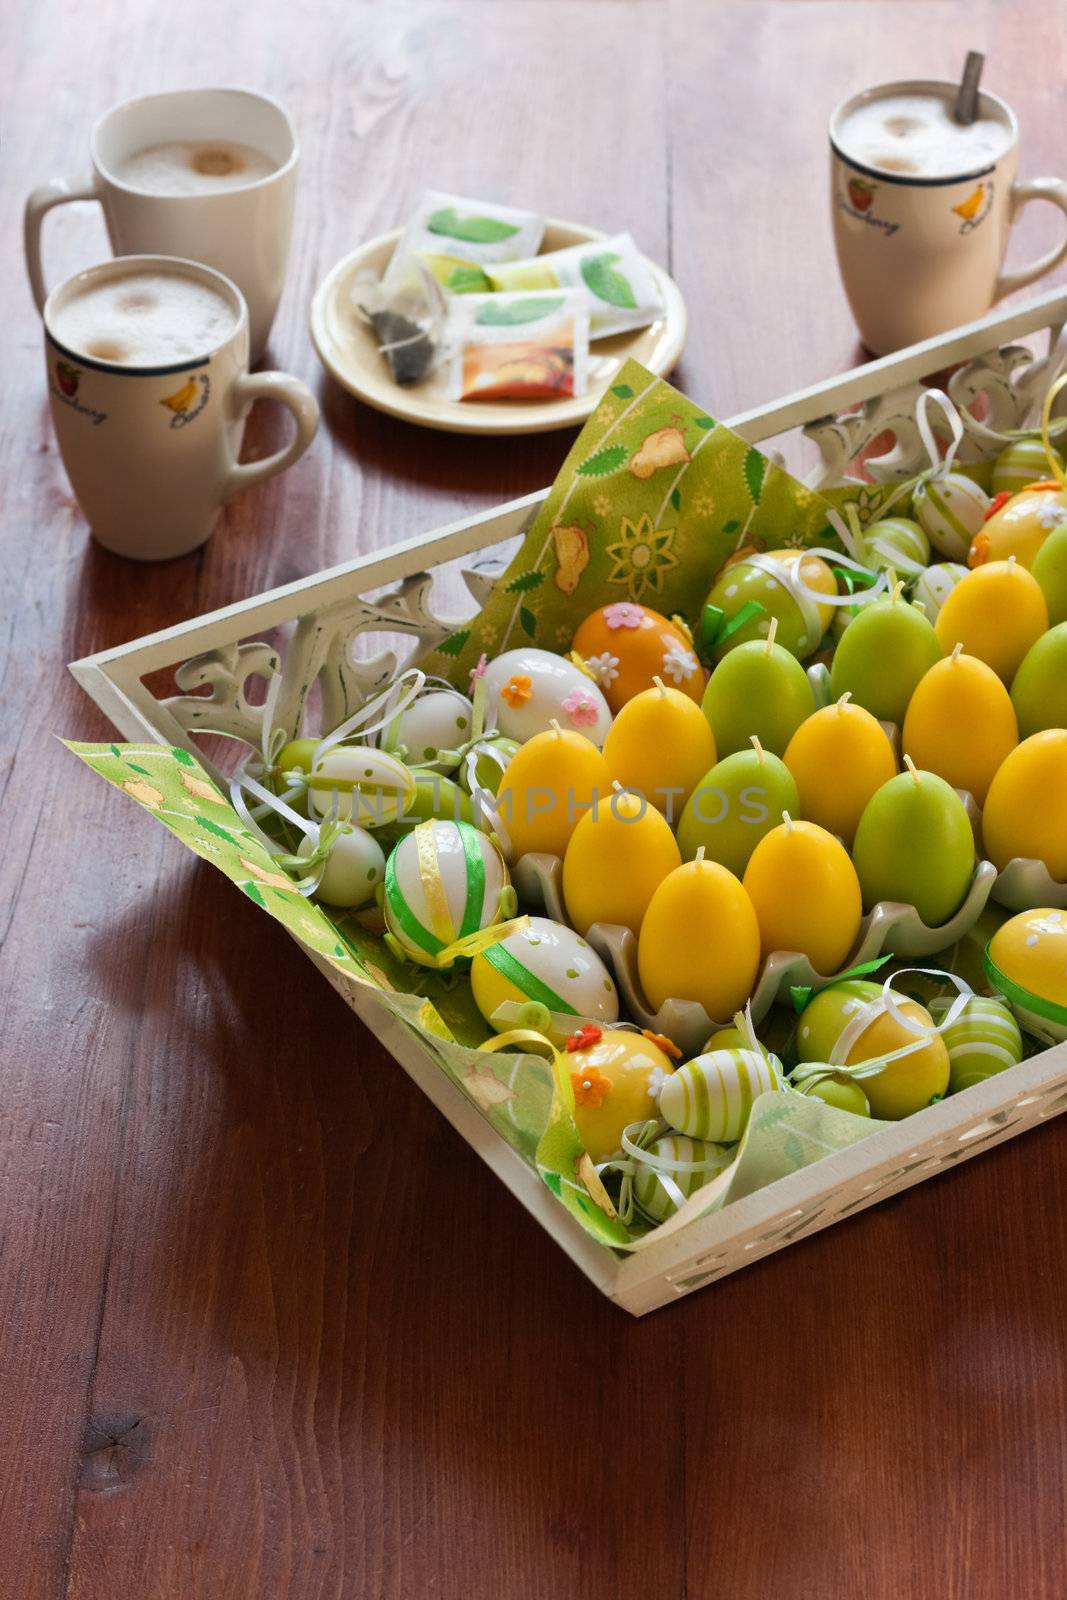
446, 290, 589, 402
487, 232, 662, 339
383, 189, 545, 293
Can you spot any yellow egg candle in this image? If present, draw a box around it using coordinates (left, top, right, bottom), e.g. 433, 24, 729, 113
603, 678, 716, 816
969, 483, 1067, 568
495, 723, 609, 861
982, 730, 1067, 881
742, 816, 862, 973
934, 558, 1049, 682
561, 1027, 678, 1162
902, 648, 1018, 804
637, 852, 762, 1021
562, 786, 681, 936
783, 695, 897, 845
572, 602, 702, 711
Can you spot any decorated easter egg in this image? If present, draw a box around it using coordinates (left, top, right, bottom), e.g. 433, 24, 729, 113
969, 483, 1067, 568
562, 789, 681, 936
991, 438, 1063, 497
701, 633, 816, 757
382, 688, 473, 764
470, 916, 618, 1032
793, 1072, 871, 1117
383, 820, 512, 965
637, 857, 762, 1022
930, 995, 1023, 1093
783, 697, 897, 845
986, 909, 1067, 1043
1031, 523, 1067, 626
562, 1028, 677, 1162
829, 590, 942, 725
455, 734, 520, 797
703, 550, 838, 662
308, 745, 417, 827
982, 730, 1067, 881
851, 765, 975, 926
603, 680, 716, 816
1011, 625, 1067, 737
482, 649, 612, 745
659, 1048, 781, 1142
677, 745, 799, 877
797, 981, 950, 1119
902, 652, 1018, 804
495, 726, 609, 860
632, 1134, 733, 1224
742, 818, 862, 974
934, 559, 1048, 682
864, 516, 931, 580
912, 562, 968, 622
912, 470, 990, 560
305, 822, 386, 909
275, 736, 320, 776
572, 602, 702, 711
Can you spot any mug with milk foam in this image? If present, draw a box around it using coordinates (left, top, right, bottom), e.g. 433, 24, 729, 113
44, 255, 319, 560
25, 87, 297, 362
831, 79, 1067, 353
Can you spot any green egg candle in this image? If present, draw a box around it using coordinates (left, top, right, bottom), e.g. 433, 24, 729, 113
659, 1047, 781, 1142
701, 617, 816, 756
470, 916, 618, 1032
1031, 523, 1067, 626
742, 816, 862, 974
703, 549, 837, 662
632, 1134, 733, 1224
982, 730, 1067, 881
793, 1072, 871, 1117
863, 516, 930, 580
970, 483, 1067, 568
796, 981, 949, 1119
902, 649, 1018, 804
495, 724, 609, 861
406, 770, 475, 826
912, 562, 968, 623
851, 759, 975, 925
991, 438, 1063, 496
603, 679, 716, 815
677, 739, 799, 877
1011, 624, 1067, 736
783, 696, 897, 845
383, 819, 513, 966
829, 586, 942, 725
912, 470, 990, 561
930, 995, 1023, 1093
935, 558, 1048, 682
986, 909, 1067, 1043
562, 788, 680, 937
637, 854, 762, 1022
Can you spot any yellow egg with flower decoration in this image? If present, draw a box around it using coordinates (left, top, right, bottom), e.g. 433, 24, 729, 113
702, 549, 838, 662
986, 909, 1067, 1044
968, 483, 1067, 569
562, 1027, 678, 1161
572, 602, 702, 711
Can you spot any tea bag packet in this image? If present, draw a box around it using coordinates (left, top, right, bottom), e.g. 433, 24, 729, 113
353, 263, 446, 387
487, 232, 662, 339
383, 190, 545, 293
447, 290, 589, 402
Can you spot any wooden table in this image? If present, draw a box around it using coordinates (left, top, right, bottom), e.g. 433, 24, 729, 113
6, 2, 1067, 1595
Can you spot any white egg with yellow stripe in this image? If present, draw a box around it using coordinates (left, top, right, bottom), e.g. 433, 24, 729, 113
383, 819, 513, 966
912, 561, 968, 622
632, 1134, 733, 1224
912, 471, 990, 561
470, 916, 618, 1034
308, 745, 416, 827
930, 994, 1023, 1093
658, 1047, 781, 1143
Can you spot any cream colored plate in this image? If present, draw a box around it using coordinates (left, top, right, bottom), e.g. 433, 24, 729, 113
309, 219, 688, 435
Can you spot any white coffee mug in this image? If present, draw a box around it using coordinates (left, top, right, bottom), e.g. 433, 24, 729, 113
25, 87, 297, 363
831, 80, 1067, 354
44, 255, 319, 561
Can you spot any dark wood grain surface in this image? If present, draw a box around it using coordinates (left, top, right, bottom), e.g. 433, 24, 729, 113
4, 2, 1067, 1596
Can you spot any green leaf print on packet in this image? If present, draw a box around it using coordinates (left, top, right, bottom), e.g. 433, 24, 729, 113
581, 251, 638, 309
428, 207, 522, 244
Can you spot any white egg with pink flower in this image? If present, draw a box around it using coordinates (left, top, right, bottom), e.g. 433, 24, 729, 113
481, 648, 612, 745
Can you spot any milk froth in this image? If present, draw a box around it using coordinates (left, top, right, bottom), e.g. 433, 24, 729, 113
836, 90, 1011, 179
51, 268, 237, 366
114, 138, 277, 196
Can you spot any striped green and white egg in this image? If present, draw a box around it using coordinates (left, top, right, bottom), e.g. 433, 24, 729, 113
912, 561, 969, 622
864, 516, 931, 580
632, 1134, 733, 1224
306, 822, 385, 909
382, 689, 474, 765
470, 915, 618, 1032
383, 820, 510, 965
932, 994, 1024, 1093
912, 472, 991, 561
658, 1047, 781, 1142
992, 438, 1063, 497
308, 745, 416, 827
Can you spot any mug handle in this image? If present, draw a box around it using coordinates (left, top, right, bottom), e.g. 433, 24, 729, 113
995, 177, 1067, 301
24, 176, 103, 311
223, 371, 320, 499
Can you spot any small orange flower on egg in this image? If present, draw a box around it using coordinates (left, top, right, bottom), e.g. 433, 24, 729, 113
571, 1065, 612, 1109
500, 674, 533, 708
642, 1029, 682, 1060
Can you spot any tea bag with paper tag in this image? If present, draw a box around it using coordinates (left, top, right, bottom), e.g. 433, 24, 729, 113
446, 290, 589, 402
353, 262, 447, 387
383, 189, 545, 292
487, 232, 662, 339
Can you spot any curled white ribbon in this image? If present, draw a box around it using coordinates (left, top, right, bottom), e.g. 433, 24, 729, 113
828, 968, 974, 1075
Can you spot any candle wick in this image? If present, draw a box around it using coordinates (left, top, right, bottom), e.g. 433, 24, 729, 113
903, 754, 922, 785
750, 734, 766, 765
764, 616, 779, 654
951, 641, 964, 661
695, 845, 706, 864
652, 675, 667, 697
836, 691, 852, 713
782, 810, 794, 833
550, 718, 563, 739
891, 580, 905, 604
1007, 553, 1017, 568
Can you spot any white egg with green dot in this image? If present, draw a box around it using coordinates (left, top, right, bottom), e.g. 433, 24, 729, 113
912, 561, 969, 622
632, 1134, 733, 1224
931, 994, 1023, 1092
912, 471, 990, 561
658, 1047, 781, 1143
307, 823, 385, 908
470, 915, 618, 1031
381, 689, 474, 764
383, 820, 513, 966
308, 745, 416, 827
